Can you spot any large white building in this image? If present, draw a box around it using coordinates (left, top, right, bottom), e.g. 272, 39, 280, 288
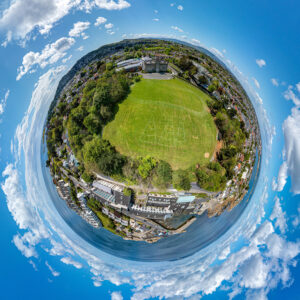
142, 56, 168, 73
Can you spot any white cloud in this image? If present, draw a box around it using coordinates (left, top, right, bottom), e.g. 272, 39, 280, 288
170, 3, 175, 7
0, 0, 77, 43
272, 162, 288, 192
77, 46, 84, 51
6, 36, 300, 300
292, 205, 300, 228
105, 23, 114, 29
61, 257, 83, 269
94, 16, 107, 26
45, 261, 60, 277
68, 21, 90, 38
296, 82, 300, 93
16, 37, 75, 80
13, 234, 38, 258
255, 92, 263, 104
219, 246, 230, 260
0, 0, 130, 45
2, 164, 35, 229
252, 77, 260, 89
0, 89, 10, 115
171, 26, 183, 33
154, 10, 158, 14
210, 47, 223, 58
153, 18, 159, 22
177, 5, 184, 11
256, 59, 266, 68
281, 106, 300, 194
94, 0, 130, 10
111, 291, 123, 300
29, 260, 38, 271
62, 55, 72, 64
239, 254, 270, 289
283, 85, 300, 106
271, 78, 279, 87
190, 38, 202, 46
1, 30, 12, 47
270, 197, 287, 233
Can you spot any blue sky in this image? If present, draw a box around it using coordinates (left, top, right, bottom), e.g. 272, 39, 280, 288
0, 1, 300, 299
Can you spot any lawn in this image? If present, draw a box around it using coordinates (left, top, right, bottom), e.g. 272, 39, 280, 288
103, 78, 217, 170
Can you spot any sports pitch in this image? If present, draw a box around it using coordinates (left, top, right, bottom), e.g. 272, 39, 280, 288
103, 78, 217, 169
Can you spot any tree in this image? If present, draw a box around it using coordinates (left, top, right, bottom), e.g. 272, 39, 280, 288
208, 84, 216, 93
83, 136, 125, 176
100, 105, 114, 123
153, 160, 172, 188
81, 172, 93, 183
177, 56, 193, 71
173, 169, 191, 191
138, 156, 157, 179
83, 113, 101, 135
93, 82, 111, 109
123, 187, 132, 196
198, 75, 208, 85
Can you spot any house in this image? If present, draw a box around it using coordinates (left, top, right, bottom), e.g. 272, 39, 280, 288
142, 56, 168, 73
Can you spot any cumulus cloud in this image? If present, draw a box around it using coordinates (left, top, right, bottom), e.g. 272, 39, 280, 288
13, 234, 38, 258
94, 0, 130, 10
252, 77, 260, 89
2, 164, 35, 229
61, 257, 83, 269
105, 23, 114, 29
171, 26, 183, 32
68, 21, 90, 38
276, 82, 300, 194
177, 5, 184, 11
0, 0, 75, 42
16, 37, 75, 80
94, 16, 107, 26
111, 291, 123, 300
239, 254, 270, 289
256, 59, 266, 68
6, 37, 300, 300
281, 106, 300, 194
0, 89, 10, 115
0, 0, 130, 44
271, 78, 279, 87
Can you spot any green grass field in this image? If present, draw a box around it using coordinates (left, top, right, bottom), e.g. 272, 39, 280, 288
103, 78, 217, 169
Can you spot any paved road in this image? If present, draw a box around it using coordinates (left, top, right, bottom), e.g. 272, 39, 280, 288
94, 173, 217, 197
140, 72, 173, 80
